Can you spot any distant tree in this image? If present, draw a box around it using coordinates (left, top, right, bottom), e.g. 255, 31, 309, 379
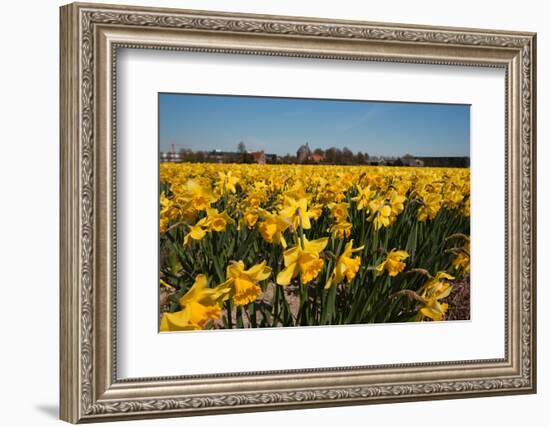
324, 147, 339, 164
237, 141, 251, 163
342, 147, 353, 164
266, 155, 277, 164
242, 152, 255, 164
180, 151, 207, 163
281, 153, 297, 164
268, 145, 375, 165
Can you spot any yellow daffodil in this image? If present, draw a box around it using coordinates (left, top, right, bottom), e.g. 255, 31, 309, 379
308, 203, 323, 221
367, 173, 385, 190
220, 260, 272, 306
418, 298, 450, 321
317, 183, 344, 205
216, 171, 239, 194
389, 190, 406, 218
160, 274, 231, 331
244, 191, 267, 209
451, 242, 470, 273
325, 240, 365, 288
160, 192, 180, 233
283, 182, 308, 201
329, 220, 352, 239
277, 237, 328, 285
463, 198, 470, 216
375, 249, 409, 276
160, 192, 176, 217
444, 189, 464, 209
417, 271, 455, 321
253, 181, 268, 192
329, 202, 349, 222
421, 271, 455, 291
239, 208, 260, 229
279, 196, 312, 230
417, 193, 443, 222
183, 217, 208, 245
160, 217, 169, 234
351, 185, 372, 210
204, 208, 234, 232
368, 198, 392, 230
394, 180, 411, 196
258, 211, 290, 248
182, 179, 218, 211
392, 271, 454, 321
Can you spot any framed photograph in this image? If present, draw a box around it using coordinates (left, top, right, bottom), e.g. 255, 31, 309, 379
60, 2, 537, 423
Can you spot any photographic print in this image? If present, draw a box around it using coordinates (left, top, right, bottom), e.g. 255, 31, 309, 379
158, 94, 471, 332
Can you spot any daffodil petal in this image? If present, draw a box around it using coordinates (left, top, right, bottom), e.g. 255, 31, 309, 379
282, 247, 301, 266
276, 262, 298, 285
303, 237, 328, 253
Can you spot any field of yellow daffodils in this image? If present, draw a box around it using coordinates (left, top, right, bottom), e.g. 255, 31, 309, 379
159, 163, 470, 331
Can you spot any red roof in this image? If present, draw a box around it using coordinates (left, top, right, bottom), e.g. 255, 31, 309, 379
250, 151, 265, 160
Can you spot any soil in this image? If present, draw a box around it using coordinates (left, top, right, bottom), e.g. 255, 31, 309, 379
159, 287, 175, 321
443, 275, 471, 321
214, 282, 301, 328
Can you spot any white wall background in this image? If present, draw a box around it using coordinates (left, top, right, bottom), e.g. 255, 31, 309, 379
0, 0, 546, 425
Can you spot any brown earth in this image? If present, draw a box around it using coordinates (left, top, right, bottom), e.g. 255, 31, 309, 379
444, 275, 471, 321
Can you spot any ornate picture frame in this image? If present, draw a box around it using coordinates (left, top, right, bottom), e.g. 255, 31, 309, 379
60, 2, 536, 423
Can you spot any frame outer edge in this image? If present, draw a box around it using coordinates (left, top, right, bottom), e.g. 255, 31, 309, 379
529, 33, 537, 393
60, 3, 81, 424
68, 1, 537, 36
60, 2, 537, 422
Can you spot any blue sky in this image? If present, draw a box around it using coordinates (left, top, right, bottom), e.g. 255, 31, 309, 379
159, 93, 470, 157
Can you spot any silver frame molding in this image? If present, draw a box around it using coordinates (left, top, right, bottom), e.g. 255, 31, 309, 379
60, 2, 537, 423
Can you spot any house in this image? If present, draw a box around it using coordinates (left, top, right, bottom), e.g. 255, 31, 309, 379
159, 152, 170, 163
208, 150, 240, 163
297, 143, 312, 163
159, 151, 182, 163
250, 151, 266, 164
311, 153, 324, 163
297, 143, 325, 163
160, 149, 277, 164
401, 156, 424, 167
